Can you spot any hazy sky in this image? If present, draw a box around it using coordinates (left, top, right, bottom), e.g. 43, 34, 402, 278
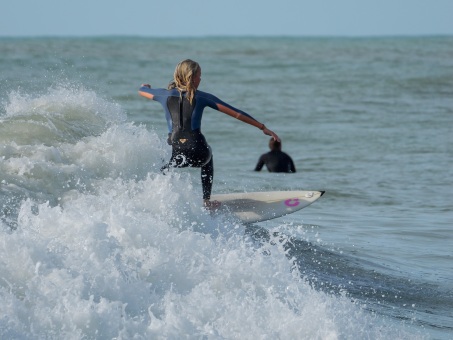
2, 0, 453, 37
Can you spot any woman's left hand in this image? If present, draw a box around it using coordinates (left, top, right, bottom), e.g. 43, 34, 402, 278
263, 127, 280, 142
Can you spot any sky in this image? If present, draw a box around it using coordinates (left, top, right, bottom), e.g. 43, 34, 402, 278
1, 0, 453, 37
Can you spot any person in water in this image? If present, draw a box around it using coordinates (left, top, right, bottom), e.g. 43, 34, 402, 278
254, 138, 296, 173
139, 59, 280, 208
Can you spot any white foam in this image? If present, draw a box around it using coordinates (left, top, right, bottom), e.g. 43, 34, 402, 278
1, 173, 424, 338
0, 87, 425, 339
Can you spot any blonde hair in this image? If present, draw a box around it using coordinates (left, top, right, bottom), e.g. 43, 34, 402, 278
167, 59, 200, 104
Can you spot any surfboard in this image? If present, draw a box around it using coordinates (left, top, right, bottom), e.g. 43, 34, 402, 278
210, 190, 325, 223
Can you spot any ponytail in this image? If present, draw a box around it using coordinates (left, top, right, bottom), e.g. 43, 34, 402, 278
167, 59, 200, 104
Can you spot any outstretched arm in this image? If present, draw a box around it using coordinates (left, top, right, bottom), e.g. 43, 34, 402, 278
216, 103, 280, 142
261, 125, 280, 142
138, 84, 154, 99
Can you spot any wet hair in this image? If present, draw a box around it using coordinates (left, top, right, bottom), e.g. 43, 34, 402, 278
269, 138, 281, 151
167, 59, 200, 104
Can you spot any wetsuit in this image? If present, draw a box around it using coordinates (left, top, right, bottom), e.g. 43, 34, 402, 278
139, 86, 260, 200
255, 150, 296, 173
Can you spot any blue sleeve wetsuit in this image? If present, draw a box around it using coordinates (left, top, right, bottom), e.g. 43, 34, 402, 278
138, 86, 259, 133
139, 86, 261, 200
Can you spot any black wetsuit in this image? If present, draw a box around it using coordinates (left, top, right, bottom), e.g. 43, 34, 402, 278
161, 95, 213, 200
139, 86, 260, 200
254, 150, 296, 173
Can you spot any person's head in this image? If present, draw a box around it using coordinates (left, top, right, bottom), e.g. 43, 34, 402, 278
269, 138, 281, 151
168, 59, 201, 104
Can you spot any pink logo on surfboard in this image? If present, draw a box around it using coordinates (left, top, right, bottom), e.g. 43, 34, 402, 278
284, 198, 300, 207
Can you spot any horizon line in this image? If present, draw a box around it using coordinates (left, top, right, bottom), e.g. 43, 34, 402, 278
1, 33, 452, 39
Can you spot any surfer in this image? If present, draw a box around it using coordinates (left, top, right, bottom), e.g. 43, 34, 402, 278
139, 59, 280, 209
254, 138, 296, 173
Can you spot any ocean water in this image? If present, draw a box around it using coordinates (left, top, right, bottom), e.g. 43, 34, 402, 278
0, 36, 452, 339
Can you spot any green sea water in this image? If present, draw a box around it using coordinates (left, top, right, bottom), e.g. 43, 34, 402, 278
1, 36, 452, 339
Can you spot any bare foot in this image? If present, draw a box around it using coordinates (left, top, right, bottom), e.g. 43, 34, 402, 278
203, 199, 221, 210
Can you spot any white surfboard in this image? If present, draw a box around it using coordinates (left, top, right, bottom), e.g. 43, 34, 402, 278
210, 190, 325, 223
